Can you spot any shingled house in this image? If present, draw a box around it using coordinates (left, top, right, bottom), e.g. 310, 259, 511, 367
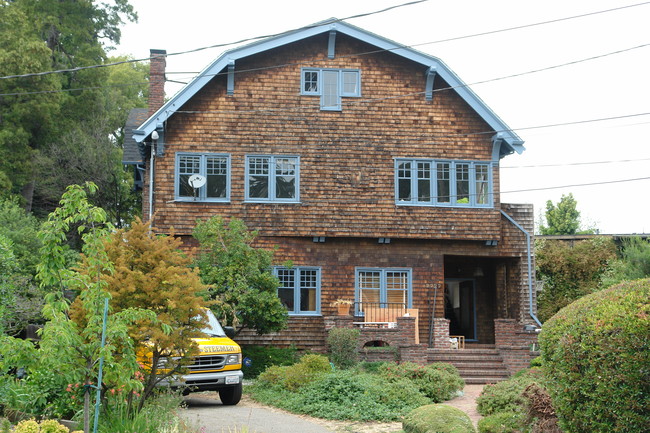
128, 19, 540, 382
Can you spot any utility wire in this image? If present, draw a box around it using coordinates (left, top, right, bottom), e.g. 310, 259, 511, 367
0, 0, 427, 80
501, 176, 650, 195
502, 157, 650, 169
1, 0, 648, 81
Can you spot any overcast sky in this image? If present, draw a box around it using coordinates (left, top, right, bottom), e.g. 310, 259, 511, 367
116, 0, 650, 234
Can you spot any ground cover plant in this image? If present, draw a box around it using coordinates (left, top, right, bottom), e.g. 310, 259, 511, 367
539, 278, 650, 433
248, 357, 464, 422
403, 404, 475, 433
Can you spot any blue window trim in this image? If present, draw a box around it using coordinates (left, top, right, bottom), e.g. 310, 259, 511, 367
245, 155, 300, 203
395, 158, 493, 208
300, 68, 361, 111
174, 152, 230, 202
274, 266, 322, 316
354, 267, 413, 315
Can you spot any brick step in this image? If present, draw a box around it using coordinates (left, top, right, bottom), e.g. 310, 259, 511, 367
428, 348, 510, 385
430, 354, 504, 363
465, 377, 509, 385
453, 362, 509, 371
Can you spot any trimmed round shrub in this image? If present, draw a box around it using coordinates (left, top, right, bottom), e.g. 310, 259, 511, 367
403, 404, 475, 433
477, 411, 525, 433
379, 362, 465, 402
539, 279, 650, 433
476, 368, 542, 416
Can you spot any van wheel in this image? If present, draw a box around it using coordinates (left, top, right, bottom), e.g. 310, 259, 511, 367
219, 383, 242, 405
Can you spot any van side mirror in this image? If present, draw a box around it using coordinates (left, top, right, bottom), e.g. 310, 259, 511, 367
224, 326, 236, 339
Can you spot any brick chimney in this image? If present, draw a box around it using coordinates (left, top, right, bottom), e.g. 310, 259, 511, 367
148, 49, 167, 116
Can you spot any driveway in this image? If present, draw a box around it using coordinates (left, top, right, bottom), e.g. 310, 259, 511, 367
180, 394, 338, 433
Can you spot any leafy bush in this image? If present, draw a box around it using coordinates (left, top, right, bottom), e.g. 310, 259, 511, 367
250, 369, 429, 421
327, 327, 359, 369
256, 354, 331, 391
379, 362, 464, 402
240, 345, 298, 378
403, 404, 475, 433
476, 368, 541, 416
540, 279, 650, 433
11, 419, 77, 433
477, 411, 525, 433
535, 237, 616, 322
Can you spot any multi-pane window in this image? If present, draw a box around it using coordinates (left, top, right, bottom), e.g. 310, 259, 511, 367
356, 268, 411, 311
275, 267, 321, 315
301, 68, 361, 111
246, 155, 299, 202
176, 153, 229, 201
396, 159, 492, 207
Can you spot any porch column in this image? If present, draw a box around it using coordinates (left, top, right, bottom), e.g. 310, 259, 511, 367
432, 318, 451, 349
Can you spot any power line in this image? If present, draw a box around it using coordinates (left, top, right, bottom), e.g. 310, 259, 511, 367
502, 157, 650, 169
501, 176, 650, 195
0, 0, 428, 81
1, 0, 648, 82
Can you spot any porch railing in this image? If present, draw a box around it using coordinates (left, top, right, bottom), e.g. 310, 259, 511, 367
353, 302, 408, 323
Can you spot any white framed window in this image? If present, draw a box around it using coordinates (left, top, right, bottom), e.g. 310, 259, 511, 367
246, 155, 299, 202
355, 268, 412, 312
275, 267, 321, 315
301, 68, 361, 111
396, 159, 493, 207
175, 153, 230, 201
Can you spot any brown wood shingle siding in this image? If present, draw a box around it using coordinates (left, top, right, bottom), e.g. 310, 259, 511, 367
151, 34, 502, 240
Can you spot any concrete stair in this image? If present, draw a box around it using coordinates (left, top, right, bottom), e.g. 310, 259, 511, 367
428, 346, 510, 384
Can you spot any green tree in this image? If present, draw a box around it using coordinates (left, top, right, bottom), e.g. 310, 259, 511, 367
0, 234, 42, 336
535, 237, 616, 322
600, 236, 650, 288
539, 193, 593, 235
0, 0, 139, 215
0, 197, 42, 276
1, 183, 153, 432
70, 217, 208, 409
34, 116, 140, 227
193, 216, 288, 335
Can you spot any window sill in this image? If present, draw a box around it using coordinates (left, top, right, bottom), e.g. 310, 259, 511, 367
244, 200, 301, 204
173, 198, 230, 203
395, 202, 493, 209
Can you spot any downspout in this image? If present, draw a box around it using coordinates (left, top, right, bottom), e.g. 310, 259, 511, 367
500, 210, 542, 327
148, 131, 159, 223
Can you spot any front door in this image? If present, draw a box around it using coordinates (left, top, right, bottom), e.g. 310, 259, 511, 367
444, 279, 476, 341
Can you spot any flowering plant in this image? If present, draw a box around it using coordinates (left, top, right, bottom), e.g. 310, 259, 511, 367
330, 299, 353, 307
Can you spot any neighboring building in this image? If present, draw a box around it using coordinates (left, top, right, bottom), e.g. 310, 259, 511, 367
128, 19, 539, 381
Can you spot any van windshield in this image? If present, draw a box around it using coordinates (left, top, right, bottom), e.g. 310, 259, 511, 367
201, 309, 227, 337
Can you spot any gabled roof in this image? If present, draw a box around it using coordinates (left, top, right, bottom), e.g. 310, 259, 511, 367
123, 108, 148, 164
133, 18, 524, 155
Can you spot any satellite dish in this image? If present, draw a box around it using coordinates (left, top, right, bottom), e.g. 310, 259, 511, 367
188, 174, 206, 189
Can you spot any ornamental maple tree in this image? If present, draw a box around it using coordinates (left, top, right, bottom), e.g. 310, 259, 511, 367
71, 217, 209, 407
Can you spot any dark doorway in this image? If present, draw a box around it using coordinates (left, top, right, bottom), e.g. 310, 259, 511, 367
444, 279, 476, 341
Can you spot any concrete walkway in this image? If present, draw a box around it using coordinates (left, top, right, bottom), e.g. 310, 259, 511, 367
444, 384, 484, 428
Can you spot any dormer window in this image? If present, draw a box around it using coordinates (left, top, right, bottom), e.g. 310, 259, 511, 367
301, 68, 361, 111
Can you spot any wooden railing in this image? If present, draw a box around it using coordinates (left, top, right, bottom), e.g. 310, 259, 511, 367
353, 302, 408, 322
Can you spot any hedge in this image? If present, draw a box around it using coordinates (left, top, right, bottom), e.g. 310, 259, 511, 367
539, 278, 650, 432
